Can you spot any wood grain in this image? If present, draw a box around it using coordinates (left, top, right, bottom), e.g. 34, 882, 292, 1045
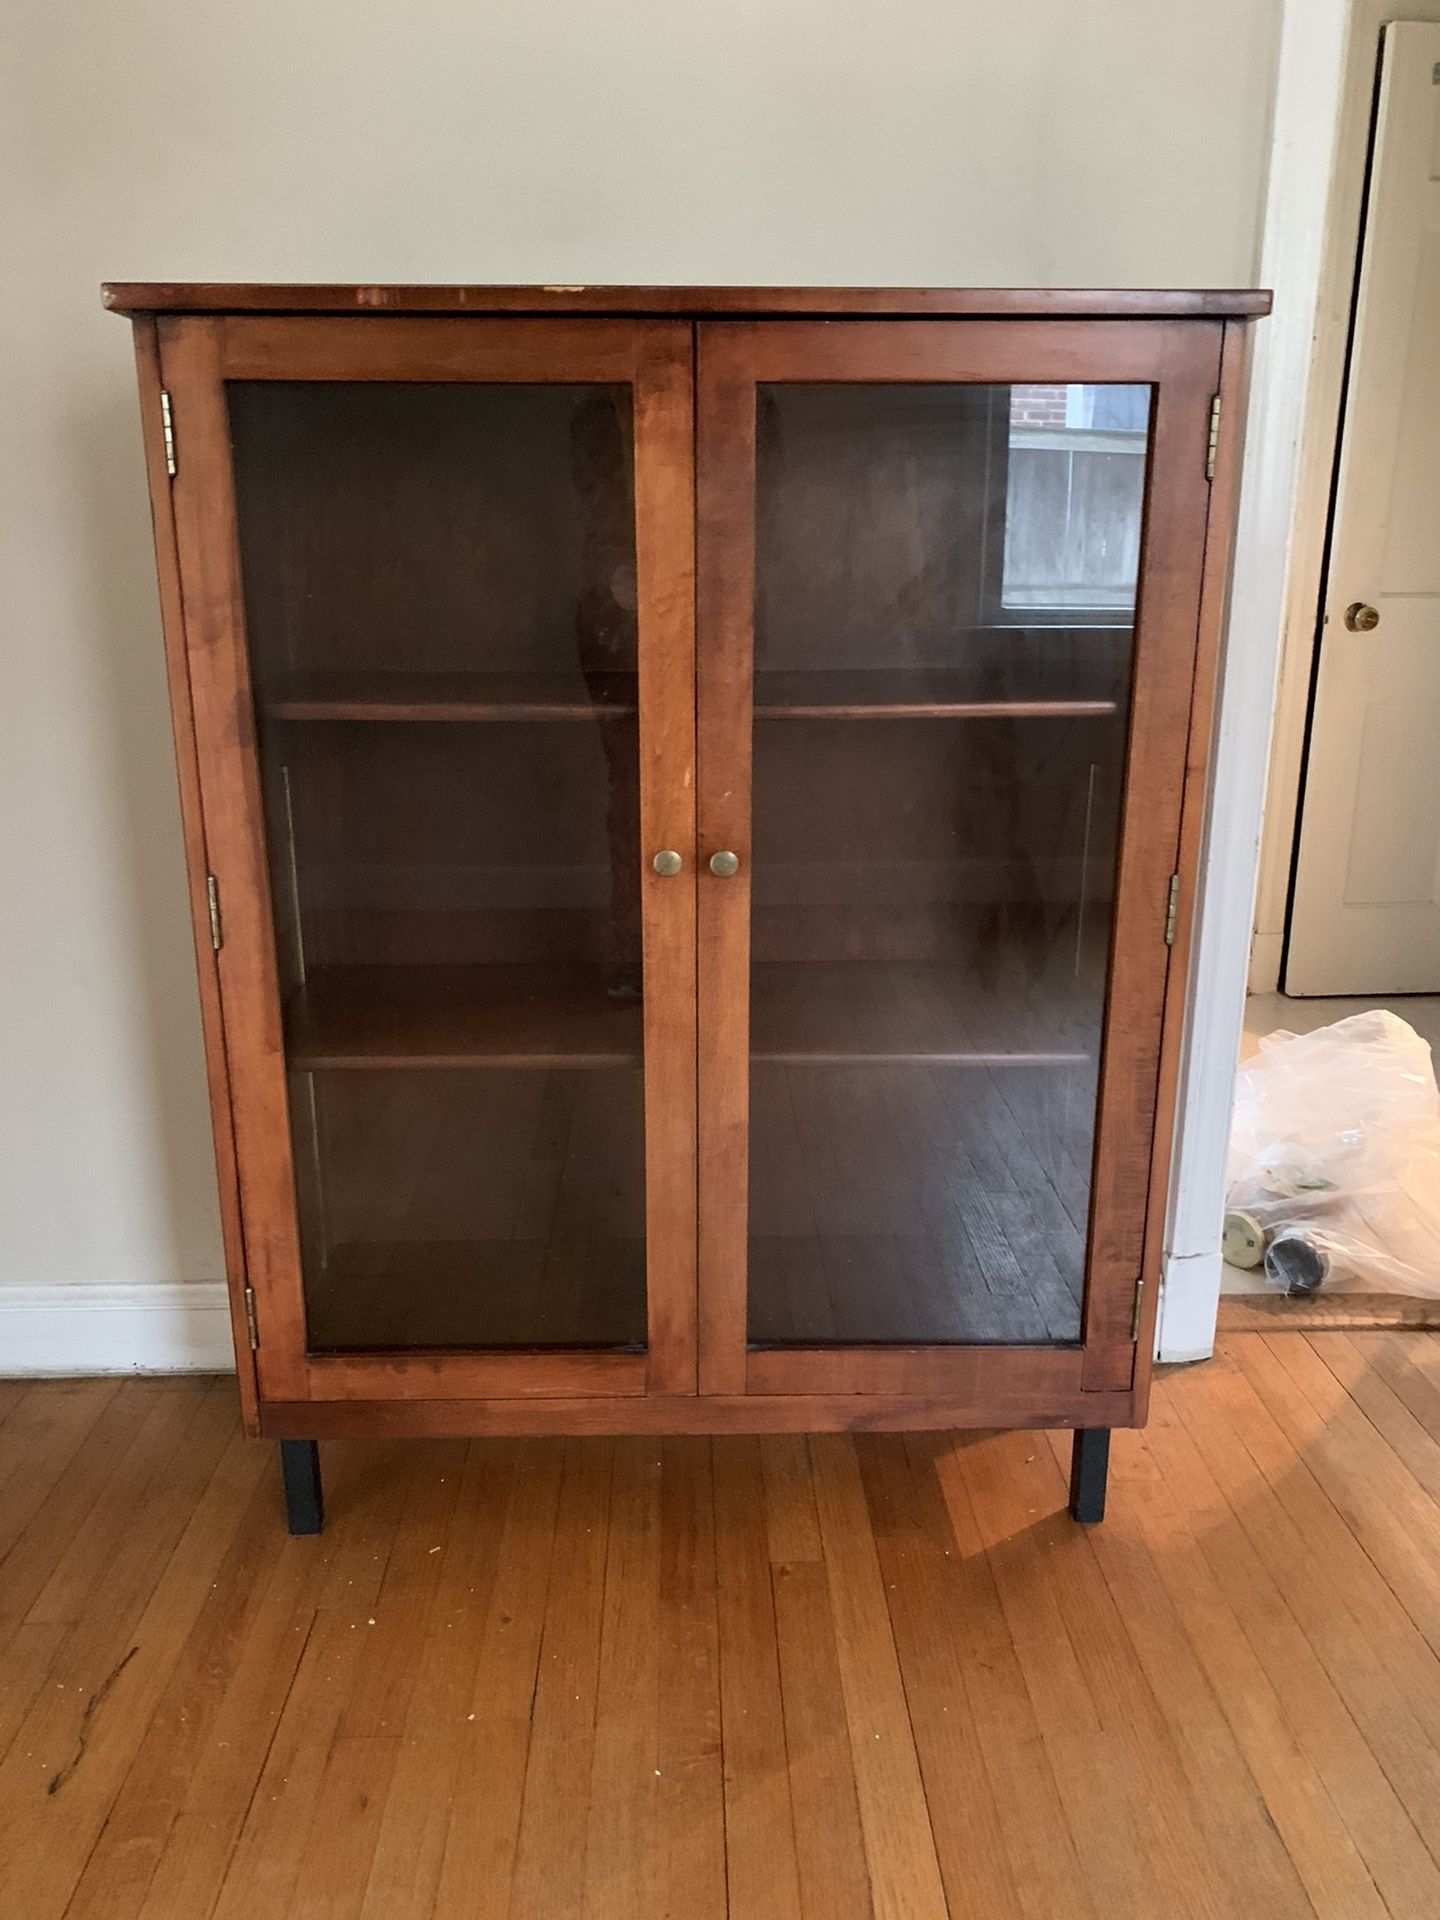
259, 1381, 1135, 1438
261, 665, 1116, 723
712, 1438, 803, 1916
1218, 1290, 1440, 1332
216, 315, 647, 382
761, 1441, 873, 1919
8, 1336, 1440, 1919
808, 1433, 949, 1916
1143, 1377, 1428, 1918
899, 1433, 1091, 1919
695, 325, 758, 1394
582, 1437, 662, 1917
129, 322, 258, 1428
103, 283, 1273, 319
283, 966, 645, 1069
696, 316, 1224, 1403
745, 1346, 1087, 1401
158, 316, 313, 1404
632, 323, 699, 1396
130, 292, 1259, 1444
266, 668, 639, 722
157, 313, 700, 1410
1133, 317, 1255, 1411
508, 1440, 614, 1918
1077, 320, 1226, 1393
655, 1438, 725, 1918
299, 1350, 646, 1403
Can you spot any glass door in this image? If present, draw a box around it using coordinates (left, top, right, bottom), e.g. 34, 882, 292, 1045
161, 317, 696, 1402
696, 319, 1222, 1399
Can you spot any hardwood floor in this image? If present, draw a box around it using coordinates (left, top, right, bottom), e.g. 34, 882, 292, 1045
6, 1333, 1440, 1917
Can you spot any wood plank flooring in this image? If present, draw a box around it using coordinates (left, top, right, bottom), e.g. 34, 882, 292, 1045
7, 1335, 1440, 1917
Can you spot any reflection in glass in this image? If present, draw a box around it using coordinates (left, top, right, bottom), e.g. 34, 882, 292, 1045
228, 382, 647, 1351
746, 382, 1151, 1347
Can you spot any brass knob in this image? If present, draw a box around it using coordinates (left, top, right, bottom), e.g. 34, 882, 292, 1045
652, 850, 683, 877
1344, 602, 1380, 633
709, 850, 740, 878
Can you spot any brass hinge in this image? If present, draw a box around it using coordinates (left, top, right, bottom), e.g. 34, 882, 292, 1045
206, 874, 222, 952
1205, 393, 1220, 481
160, 389, 177, 477
1131, 1277, 1145, 1342
243, 1285, 259, 1351
1164, 871, 1180, 946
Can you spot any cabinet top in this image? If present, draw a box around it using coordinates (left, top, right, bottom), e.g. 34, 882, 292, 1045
102, 283, 1271, 320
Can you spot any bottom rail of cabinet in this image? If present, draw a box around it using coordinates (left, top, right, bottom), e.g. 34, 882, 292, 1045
258, 1388, 1136, 1440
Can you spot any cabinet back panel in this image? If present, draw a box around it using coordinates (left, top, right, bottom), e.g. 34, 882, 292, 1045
270, 720, 640, 968
297, 1067, 646, 1352
751, 714, 1124, 965
229, 382, 637, 678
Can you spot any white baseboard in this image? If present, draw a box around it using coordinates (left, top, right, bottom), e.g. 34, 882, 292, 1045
1249, 930, 1284, 995
1155, 1249, 1223, 1364
0, 1282, 238, 1376
2, 1268, 1217, 1378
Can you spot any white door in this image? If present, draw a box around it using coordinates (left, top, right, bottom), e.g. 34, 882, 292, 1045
1288, 21, 1440, 995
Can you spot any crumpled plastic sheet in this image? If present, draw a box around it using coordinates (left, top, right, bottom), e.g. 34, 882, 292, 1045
1225, 1009, 1440, 1294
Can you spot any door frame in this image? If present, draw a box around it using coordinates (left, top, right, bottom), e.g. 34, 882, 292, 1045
1162, 0, 1370, 1363
694, 316, 1224, 1400
157, 312, 698, 1403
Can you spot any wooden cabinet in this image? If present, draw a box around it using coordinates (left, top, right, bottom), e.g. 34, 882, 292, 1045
107, 283, 1267, 1531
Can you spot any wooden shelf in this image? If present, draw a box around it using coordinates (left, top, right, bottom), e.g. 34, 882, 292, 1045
282, 960, 1094, 1071
285, 965, 645, 1069
267, 670, 637, 722
753, 670, 1121, 721
751, 960, 1093, 1066
264, 667, 1121, 724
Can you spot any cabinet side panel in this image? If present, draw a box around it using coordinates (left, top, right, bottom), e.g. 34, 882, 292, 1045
130, 318, 258, 1429
158, 316, 311, 1403
1133, 319, 1254, 1417
1081, 323, 1225, 1392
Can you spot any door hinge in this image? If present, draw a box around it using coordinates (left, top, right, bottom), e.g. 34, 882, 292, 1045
206, 874, 222, 951
160, 389, 177, 477
1164, 871, 1180, 945
1205, 393, 1220, 481
1131, 1277, 1146, 1342
243, 1285, 259, 1351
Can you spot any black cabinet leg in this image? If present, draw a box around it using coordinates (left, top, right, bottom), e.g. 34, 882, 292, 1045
280, 1440, 324, 1535
1069, 1427, 1110, 1525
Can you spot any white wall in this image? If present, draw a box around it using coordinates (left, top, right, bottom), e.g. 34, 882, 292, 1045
0, 0, 1281, 1371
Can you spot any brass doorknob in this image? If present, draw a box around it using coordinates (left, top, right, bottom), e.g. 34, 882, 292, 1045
652, 849, 683, 877
1344, 602, 1380, 633
709, 850, 740, 878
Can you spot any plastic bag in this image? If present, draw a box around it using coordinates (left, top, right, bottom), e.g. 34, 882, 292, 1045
1224, 1010, 1440, 1295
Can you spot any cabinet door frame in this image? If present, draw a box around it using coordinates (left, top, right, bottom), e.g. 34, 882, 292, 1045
157, 313, 697, 1404
695, 317, 1224, 1400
